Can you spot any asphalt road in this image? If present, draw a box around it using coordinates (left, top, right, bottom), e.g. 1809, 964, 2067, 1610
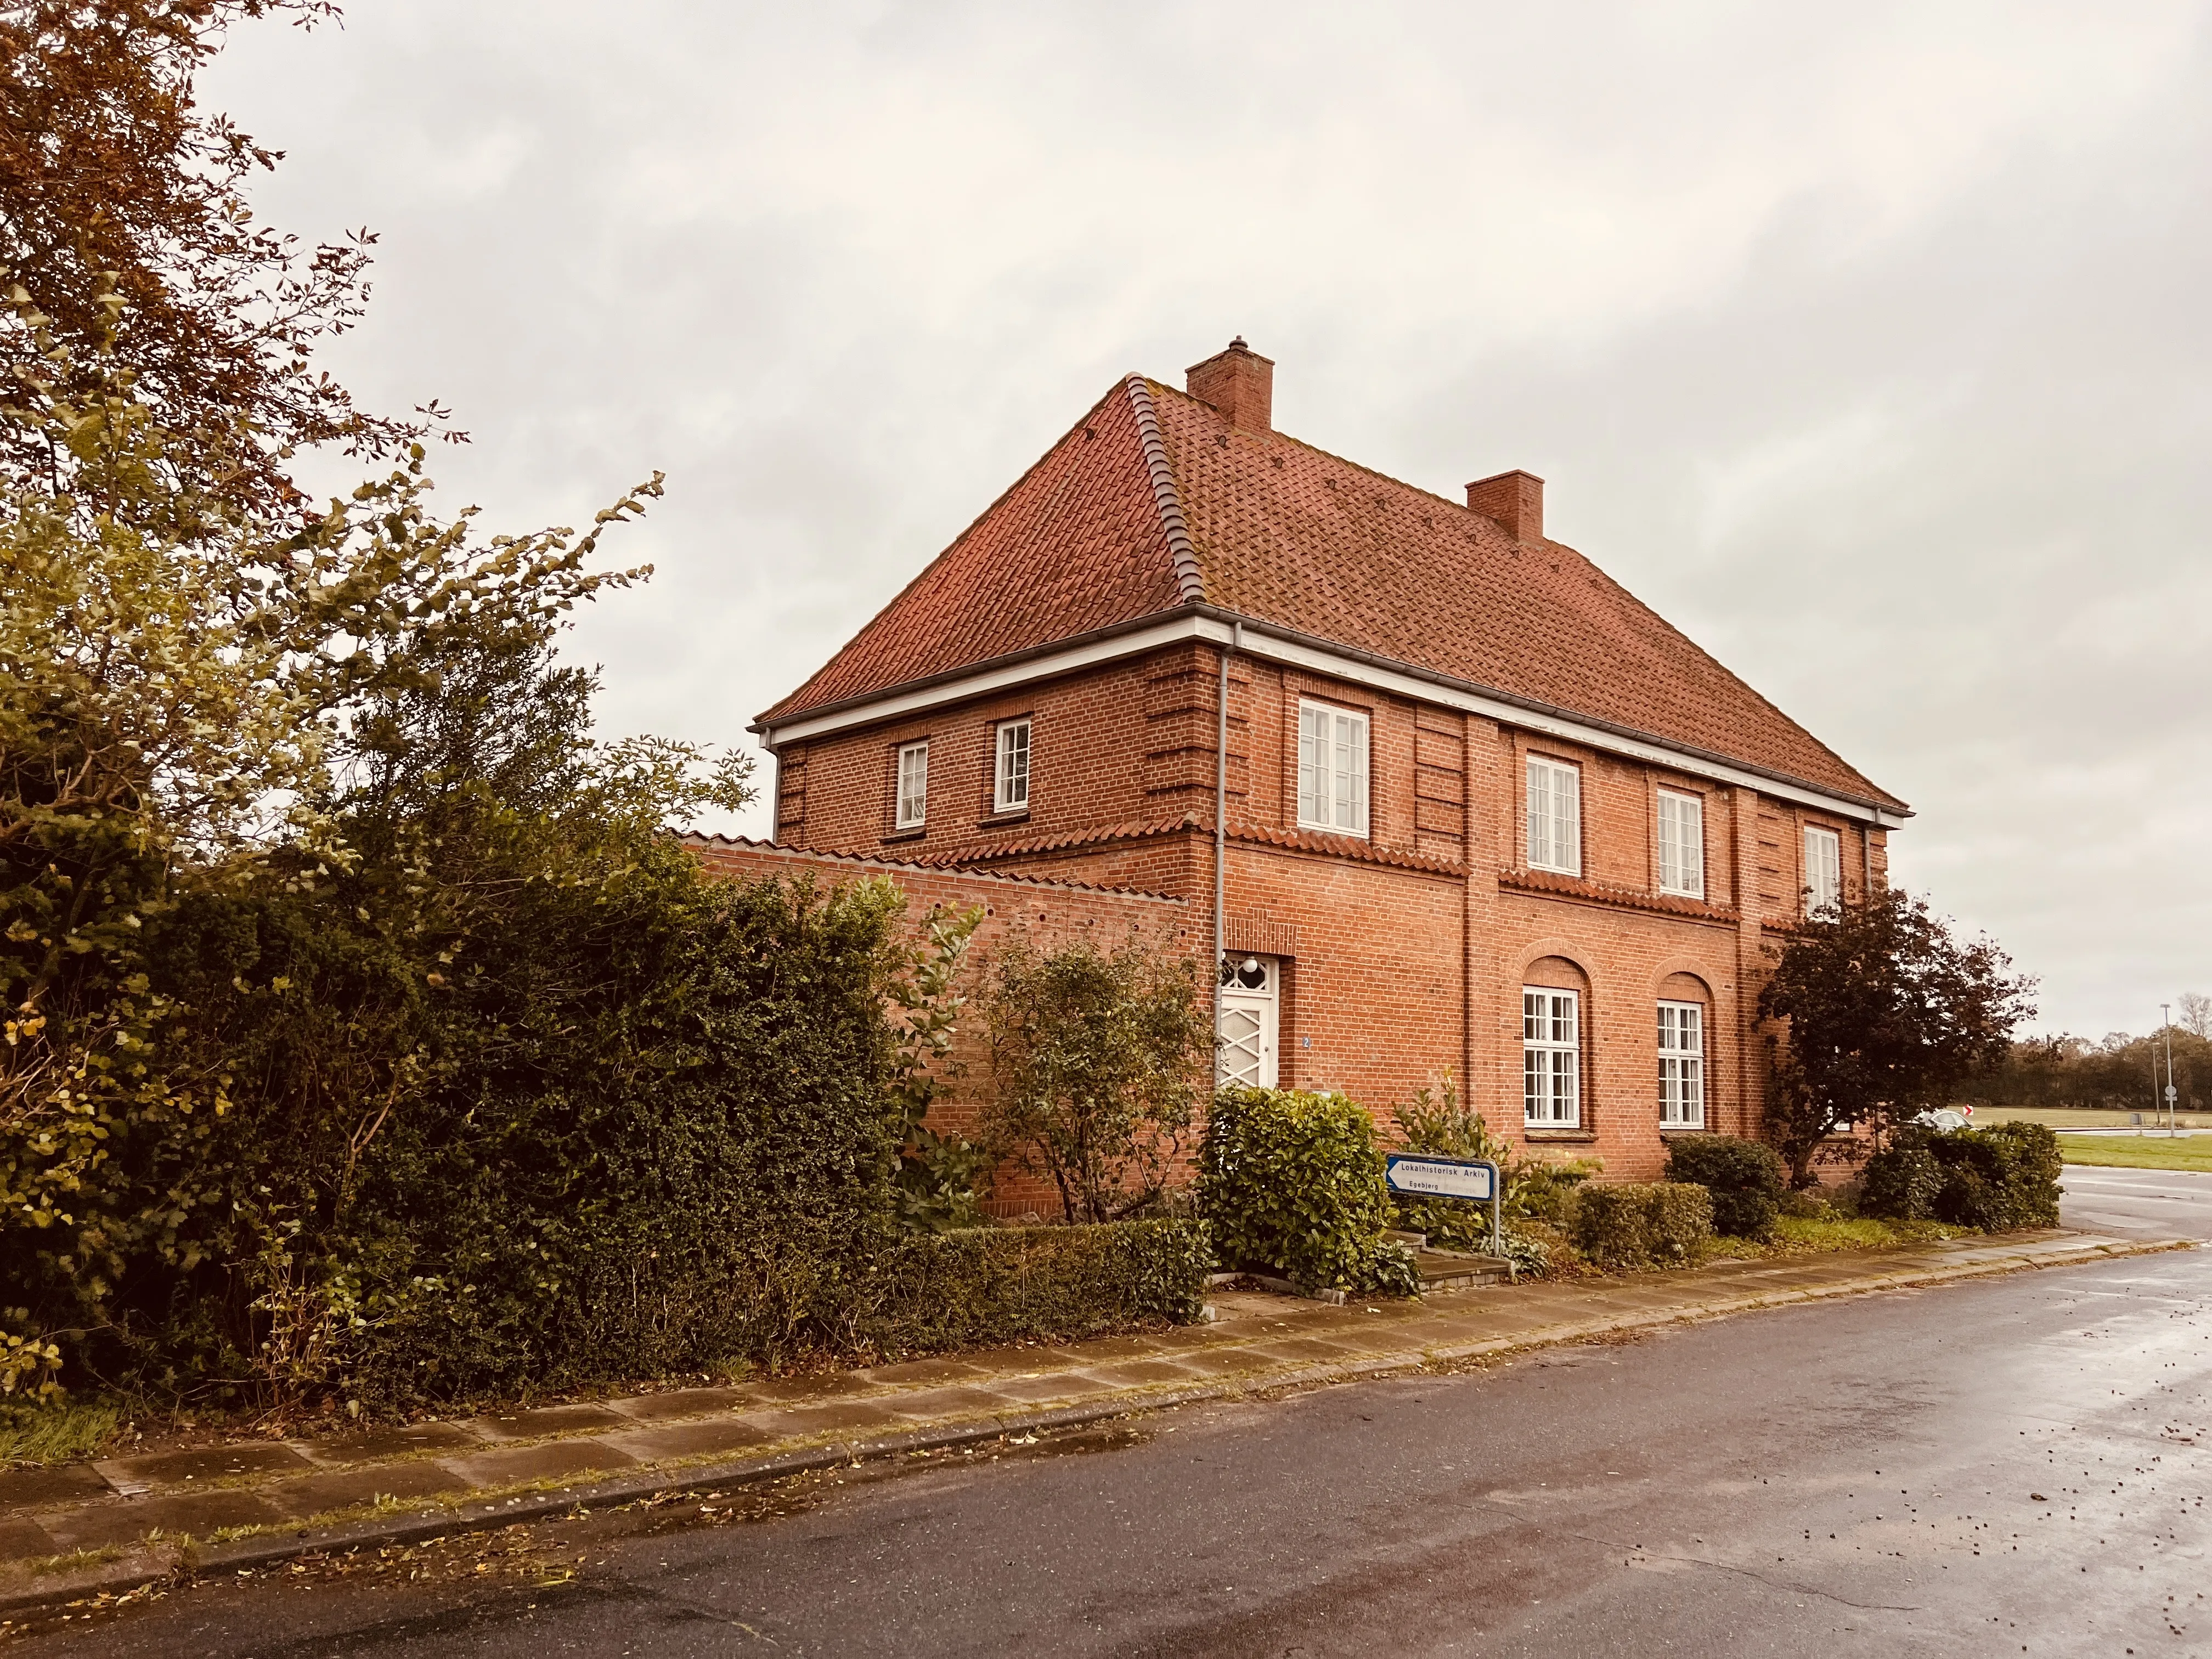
31, 1232, 2210, 1658
2061, 1164, 2212, 1240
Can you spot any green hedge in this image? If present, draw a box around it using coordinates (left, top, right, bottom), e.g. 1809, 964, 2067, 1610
1664, 1136, 1787, 1239
1570, 1182, 1715, 1269
1198, 1087, 1419, 1296
18, 826, 1226, 1408
866, 1220, 1210, 1354
1861, 1122, 2061, 1230
32, 855, 915, 1408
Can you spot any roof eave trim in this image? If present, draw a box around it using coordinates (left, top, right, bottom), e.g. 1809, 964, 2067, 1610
752, 607, 1198, 734
1198, 606, 1912, 822
754, 605, 1910, 824
1124, 375, 1205, 606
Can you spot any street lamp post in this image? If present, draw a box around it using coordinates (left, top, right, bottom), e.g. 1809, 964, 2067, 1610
2161, 1002, 2178, 1136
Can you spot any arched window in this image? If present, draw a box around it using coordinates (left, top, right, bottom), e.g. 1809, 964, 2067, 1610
1657, 972, 1712, 1129
1522, 956, 1589, 1128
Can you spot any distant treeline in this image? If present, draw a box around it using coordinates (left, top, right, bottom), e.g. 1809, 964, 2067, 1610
1957, 1029, 2208, 1113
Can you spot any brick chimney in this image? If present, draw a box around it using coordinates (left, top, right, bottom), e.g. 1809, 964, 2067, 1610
1466, 469, 1544, 541
1186, 336, 1273, 432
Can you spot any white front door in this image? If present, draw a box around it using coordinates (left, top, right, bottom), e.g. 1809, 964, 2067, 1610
1217, 954, 1280, 1088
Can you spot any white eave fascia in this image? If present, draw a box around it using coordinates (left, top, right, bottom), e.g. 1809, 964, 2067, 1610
757, 610, 1909, 827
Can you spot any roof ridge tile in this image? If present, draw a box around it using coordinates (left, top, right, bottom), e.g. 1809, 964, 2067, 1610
757, 382, 1178, 723
1124, 375, 1205, 606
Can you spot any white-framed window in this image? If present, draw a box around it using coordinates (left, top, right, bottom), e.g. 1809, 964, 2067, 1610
895, 740, 929, 830
994, 719, 1030, 814
1656, 789, 1705, 898
1803, 824, 1842, 916
1297, 701, 1369, 838
1658, 1001, 1706, 1127
1523, 988, 1582, 1127
1526, 757, 1582, 875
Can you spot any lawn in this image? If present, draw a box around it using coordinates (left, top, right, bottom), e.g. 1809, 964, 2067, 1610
2057, 1133, 2212, 1173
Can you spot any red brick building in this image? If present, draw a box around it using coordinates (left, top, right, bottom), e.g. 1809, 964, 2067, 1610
750, 341, 1908, 1179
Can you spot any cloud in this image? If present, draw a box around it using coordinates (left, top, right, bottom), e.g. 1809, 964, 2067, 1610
205, 0, 2212, 1034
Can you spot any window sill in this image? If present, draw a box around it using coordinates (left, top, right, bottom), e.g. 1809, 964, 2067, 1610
881, 828, 927, 845
1295, 819, 1370, 842
1522, 1127, 1596, 1143
1527, 861, 1582, 879
1658, 1125, 1711, 1137
978, 809, 1030, 828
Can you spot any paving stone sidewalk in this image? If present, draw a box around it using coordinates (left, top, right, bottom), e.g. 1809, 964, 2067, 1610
0, 1227, 2188, 1613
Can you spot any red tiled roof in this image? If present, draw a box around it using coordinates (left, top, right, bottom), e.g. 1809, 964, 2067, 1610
761, 381, 1181, 720
759, 372, 1903, 811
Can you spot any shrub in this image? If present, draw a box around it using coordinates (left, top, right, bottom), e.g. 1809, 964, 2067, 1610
1664, 1136, 1787, 1239
865, 1220, 1210, 1354
1494, 1224, 1555, 1280
884, 904, 992, 1233
1861, 1122, 2061, 1231
980, 934, 1212, 1223
1950, 1121, 2063, 1229
1778, 1189, 1836, 1221
1860, 1144, 1944, 1221
1514, 1156, 1602, 1223
1570, 1183, 1716, 1269
1199, 1086, 1414, 1295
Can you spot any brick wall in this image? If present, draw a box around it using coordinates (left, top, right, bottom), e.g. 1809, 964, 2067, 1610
686, 834, 1194, 1218
772, 642, 1211, 858
765, 641, 1891, 1187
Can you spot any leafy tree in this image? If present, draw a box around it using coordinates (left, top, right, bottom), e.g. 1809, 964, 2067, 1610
980, 934, 1210, 1224
1959, 1026, 2206, 1114
0, 9, 886, 1406
1758, 887, 2035, 1187
0, 311, 747, 1397
0, 0, 431, 517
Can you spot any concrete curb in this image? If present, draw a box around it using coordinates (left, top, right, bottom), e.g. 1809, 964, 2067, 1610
0, 1233, 2190, 1621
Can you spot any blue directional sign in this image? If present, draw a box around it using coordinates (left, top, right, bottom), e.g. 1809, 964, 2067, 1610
1384, 1154, 1504, 1262
1384, 1154, 1497, 1201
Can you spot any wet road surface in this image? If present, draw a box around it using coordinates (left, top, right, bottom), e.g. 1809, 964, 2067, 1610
28, 1240, 2210, 1658
2062, 1163, 2212, 1240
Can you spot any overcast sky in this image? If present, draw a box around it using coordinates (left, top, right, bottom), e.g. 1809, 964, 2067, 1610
206, 2, 2211, 1040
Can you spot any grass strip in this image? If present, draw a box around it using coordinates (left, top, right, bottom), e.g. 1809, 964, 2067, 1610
2057, 1134, 2212, 1172
0, 1402, 121, 1466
